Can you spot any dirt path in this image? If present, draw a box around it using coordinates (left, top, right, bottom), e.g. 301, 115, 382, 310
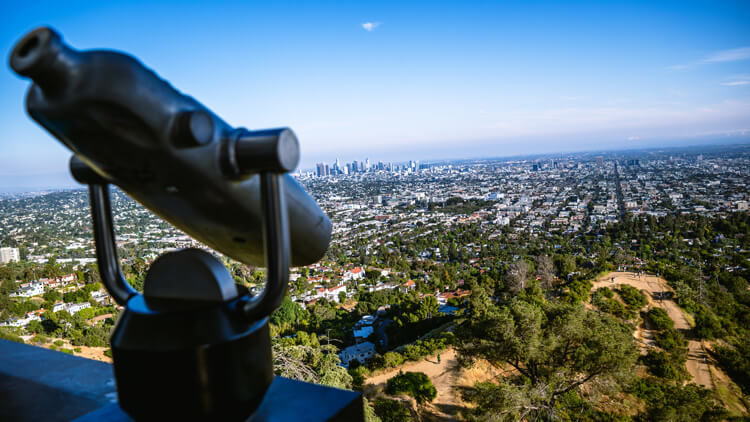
593, 272, 712, 388
364, 348, 503, 421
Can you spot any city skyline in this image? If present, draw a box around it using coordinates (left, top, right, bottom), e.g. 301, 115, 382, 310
1, 0, 749, 191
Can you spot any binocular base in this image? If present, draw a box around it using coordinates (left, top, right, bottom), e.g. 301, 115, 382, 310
110, 292, 275, 421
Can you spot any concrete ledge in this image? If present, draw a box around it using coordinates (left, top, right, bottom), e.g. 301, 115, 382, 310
0, 339, 363, 421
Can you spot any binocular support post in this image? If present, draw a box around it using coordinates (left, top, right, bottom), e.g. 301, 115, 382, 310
72, 147, 294, 420
88, 184, 137, 306
79, 169, 291, 321
241, 172, 290, 321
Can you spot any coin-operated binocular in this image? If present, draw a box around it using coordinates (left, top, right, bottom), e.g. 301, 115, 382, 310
10, 27, 332, 421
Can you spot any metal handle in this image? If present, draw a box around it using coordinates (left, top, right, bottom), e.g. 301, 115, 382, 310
89, 184, 139, 306
240, 172, 290, 320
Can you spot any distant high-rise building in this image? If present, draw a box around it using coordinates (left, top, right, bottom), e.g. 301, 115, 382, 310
0, 247, 20, 264
316, 162, 325, 177
596, 156, 604, 167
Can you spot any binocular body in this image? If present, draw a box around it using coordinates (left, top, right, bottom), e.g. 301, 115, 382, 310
10, 27, 331, 268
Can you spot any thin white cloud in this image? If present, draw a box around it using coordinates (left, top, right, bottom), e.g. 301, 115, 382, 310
668, 46, 750, 70
666, 64, 691, 71
627, 136, 640, 141
702, 47, 750, 63
721, 80, 750, 86
361, 22, 381, 32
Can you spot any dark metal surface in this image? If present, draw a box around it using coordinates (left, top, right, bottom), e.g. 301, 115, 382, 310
0, 340, 363, 422
9, 26, 331, 267
89, 184, 138, 306
143, 248, 238, 303
111, 306, 274, 420
241, 173, 290, 320
0, 339, 117, 422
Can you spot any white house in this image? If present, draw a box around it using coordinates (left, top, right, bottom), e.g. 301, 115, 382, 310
10, 282, 44, 298
343, 267, 365, 282
0, 312, 41, 327
339, 341, 376, 368
53, 302, 92, 315
313, 285, 348, 303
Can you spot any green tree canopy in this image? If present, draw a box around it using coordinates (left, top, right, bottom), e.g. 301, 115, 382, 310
458, 299, 638, 419
385, 371, 437, 404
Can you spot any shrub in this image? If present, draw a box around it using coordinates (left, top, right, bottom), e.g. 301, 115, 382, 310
373, 398, 411, 422
694, 306, 722, 340
598, 287, 614, 299
618, 285, 647, 309
386, 371, 437, 404
60, 348, 74, 355
383, 352, 405, 368
593, 291, 634, 320
0, 329, 24, 344
31, 334, 49, 344
564, 279, 593, 304
403, 344, 427, 361
53, 339, 64, 347
630, 378, 727, 420
74, 347, 82, 353
646, 308, 673, 331
349, 366, 371, 390
713, 342, 750, 394
654, 328, 687, 353
642, 350, 687, 380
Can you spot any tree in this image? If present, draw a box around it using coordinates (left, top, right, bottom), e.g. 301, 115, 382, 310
373, 398, 411, 422
43, 289, 61, 303
272, 340, 352, 390
555, 254, 576, 277
458, 299, 638, 419
507, 260, 529, 294
416, 295, 438, 320
270, 296, 308, 332
385, 371, 437, 404
536, 255, 555, 291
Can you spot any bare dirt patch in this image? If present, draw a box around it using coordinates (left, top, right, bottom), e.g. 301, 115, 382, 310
594, 272, 711, 388
365, 348, 503, 421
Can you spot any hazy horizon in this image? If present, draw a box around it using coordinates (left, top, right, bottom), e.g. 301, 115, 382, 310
1, 139, 747, 194
1, 0, 749, 191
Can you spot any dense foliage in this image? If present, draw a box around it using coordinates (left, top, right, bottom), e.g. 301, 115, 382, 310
385, 371, 437, 404
457, 294, 638, 419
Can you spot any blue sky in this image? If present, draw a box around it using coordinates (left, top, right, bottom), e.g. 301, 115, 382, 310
1, 0, 749, 191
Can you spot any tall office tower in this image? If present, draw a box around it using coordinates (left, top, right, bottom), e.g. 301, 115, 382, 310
365, 158, 371, 171
596, 156, 604, 167
351, 160, 358, 173
0, 247, 20, 264
316, 163, 326, 177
